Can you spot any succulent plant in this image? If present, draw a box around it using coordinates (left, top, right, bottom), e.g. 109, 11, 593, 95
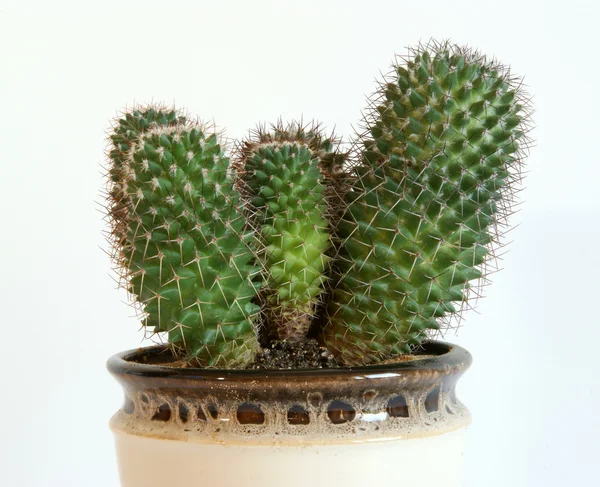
107, 106, 187, 243
322, 41, 531, 365
106, 106, 261, 367
236, 122, 342, 342
104, 41, 531, 370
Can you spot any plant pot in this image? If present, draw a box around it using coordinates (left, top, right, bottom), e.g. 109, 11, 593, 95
108, 341, 472, 487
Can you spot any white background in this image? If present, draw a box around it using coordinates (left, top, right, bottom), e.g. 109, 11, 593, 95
1, 0, 598, 485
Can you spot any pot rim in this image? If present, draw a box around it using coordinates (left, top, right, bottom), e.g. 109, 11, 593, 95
108, 340, 472, 443
107, 340, 471, 381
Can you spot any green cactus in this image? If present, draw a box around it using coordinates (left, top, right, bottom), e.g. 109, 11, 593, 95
104, 41, 531, 369
237, 122, 340, 342
107, 105, 187, 244
323, 41, 530, 365
107, 106, 261, 367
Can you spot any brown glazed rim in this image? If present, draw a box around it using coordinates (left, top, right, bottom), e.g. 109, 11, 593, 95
107, 340, 472, 404
108, 340, 472, 444
107, 340, 471, 381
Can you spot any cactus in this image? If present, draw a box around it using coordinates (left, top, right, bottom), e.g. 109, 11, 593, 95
106, 106, 261, 367
103, 41, 532, 369
107, 105, 187, 244
236, 122, 340, 342
323, 41, 531, 365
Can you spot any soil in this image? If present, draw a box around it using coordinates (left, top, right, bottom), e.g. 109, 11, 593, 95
248, 339, 339, 369
137, 341, 436, 369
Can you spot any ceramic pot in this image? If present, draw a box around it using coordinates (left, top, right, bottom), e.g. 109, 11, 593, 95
108, 341, 471, 487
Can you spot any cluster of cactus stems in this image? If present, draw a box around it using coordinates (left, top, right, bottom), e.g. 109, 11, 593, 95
104, 40, 531, 368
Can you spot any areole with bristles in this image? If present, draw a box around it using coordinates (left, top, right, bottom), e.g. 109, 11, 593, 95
103, 40, 532, 368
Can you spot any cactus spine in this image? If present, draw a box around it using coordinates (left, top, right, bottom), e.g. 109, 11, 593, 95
238, 122, 338, 342
107, 106, 261, 367
323, 41, 530, 365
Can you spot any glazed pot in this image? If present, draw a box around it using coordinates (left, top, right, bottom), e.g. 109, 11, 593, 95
108, 341, 472, 487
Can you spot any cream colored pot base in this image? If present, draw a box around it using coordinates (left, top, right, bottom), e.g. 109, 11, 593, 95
113, 428, 467, 487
